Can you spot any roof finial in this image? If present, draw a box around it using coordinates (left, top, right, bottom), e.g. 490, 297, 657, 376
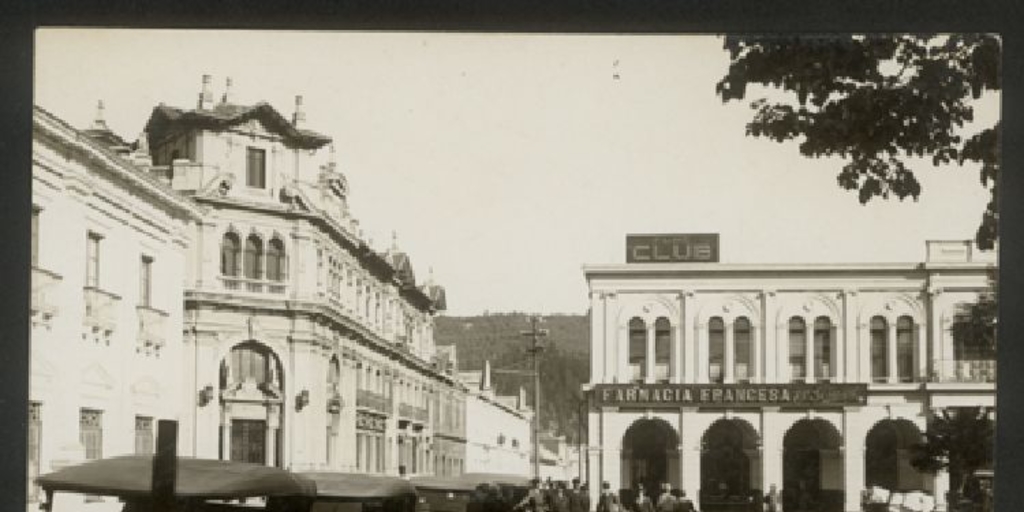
391, 231, 399, 251
221, 77, 234, 104
92, 100, 108, 130
293, 95, 306, 128
198, 74, 214, 110
482, 360, 492, 391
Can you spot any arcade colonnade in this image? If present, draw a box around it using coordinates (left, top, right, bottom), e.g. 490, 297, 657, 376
586, 407, 934, 512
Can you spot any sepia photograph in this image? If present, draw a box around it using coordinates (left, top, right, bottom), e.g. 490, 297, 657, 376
28, 29, 999, 512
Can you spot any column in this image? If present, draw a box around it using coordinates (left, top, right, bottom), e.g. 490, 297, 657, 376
220, 421, 231, 461
724, 323, 735, 383
696, 322, 709, 383
673, 293, 687, 384
751, 325, 762, 383
805, 318, 815, 384
760, 409, 783, 504
605, 294, 619, 382
681, 293, 695, 384
888, 321, 899, 384
601, 409, 622, 492
680, 408, 701, 498
645, 324, 656, 384
588, 409, 603, 507
841, 291, 857, 384
762, 291, 778, 383
267, 425, 278, 467
842, 408, 866, 512
915, 321, 926, 382
590, 292, 604, 383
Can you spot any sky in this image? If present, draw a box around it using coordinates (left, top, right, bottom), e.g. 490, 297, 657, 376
34, 29, 999, 316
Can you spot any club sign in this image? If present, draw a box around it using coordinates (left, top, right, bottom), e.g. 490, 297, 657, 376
627, 234, 719, 263
590, 383, 868, 408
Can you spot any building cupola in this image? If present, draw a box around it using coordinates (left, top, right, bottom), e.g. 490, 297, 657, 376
293, 95, 306, 128
198, 74, 214, 110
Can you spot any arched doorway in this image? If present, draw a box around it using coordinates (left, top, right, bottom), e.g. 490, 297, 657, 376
783, 419, 843, 512
621, 418, 679, 501
219, 341, 285, 466
701, 419, 760, 510
865, 419, 925, 491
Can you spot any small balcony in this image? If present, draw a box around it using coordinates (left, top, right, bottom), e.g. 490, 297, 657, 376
84, 286, 120, 332
219, 276, 287, 295
31, 267, 62, 320
356, 389, 390, 415
931, 359, 997, 384
137, 305, 169, 351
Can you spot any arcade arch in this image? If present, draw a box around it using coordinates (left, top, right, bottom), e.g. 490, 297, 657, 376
621, 418, 680, 500
783, 418, 843, 512
700, 418, 760, 507
865, 419, 926, 491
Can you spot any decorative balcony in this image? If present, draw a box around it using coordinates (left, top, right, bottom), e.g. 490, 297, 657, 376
31, 267, 62, 323
84, 286, 120, 332
219, 276, 287, 295
137, 305, 169, 352
931, 359, 997, 384
356, 389, 389, 415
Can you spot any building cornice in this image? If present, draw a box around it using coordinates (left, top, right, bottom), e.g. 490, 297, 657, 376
33, 105, 204, 221
584, 261, 995, 280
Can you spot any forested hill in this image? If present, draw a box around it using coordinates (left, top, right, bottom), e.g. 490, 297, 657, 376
435, 313, 590, 443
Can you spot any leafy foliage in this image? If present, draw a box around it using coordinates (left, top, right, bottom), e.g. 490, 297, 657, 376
951, 269, 998, 358
911, 407, 994, 495
435, 313, 590, 443
716, 34, 1001, 249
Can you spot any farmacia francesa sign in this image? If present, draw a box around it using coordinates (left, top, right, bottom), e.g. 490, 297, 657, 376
590, 383, 867, 409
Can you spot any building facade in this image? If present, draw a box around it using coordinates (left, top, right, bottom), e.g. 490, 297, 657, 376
460, 361, 533, 476
30, 105, 201, 507
142, 76, 462, 476
583, 239, 995, 512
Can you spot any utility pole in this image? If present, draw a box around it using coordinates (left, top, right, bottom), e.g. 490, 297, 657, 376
521, 315, 548, 480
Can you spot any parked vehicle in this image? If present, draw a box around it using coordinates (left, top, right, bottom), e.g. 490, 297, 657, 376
35, 455, 317, 511
300, 472, 418, 512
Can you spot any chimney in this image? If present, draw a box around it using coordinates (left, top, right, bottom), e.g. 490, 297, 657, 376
518, 386, 528, 410
293, 95, 306, 128
221, 77, 234, 104
198, 74, 214, 110
92, 100, 108, 130
481, 360, 492, 392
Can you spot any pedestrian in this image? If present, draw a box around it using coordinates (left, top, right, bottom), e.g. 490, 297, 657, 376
516, 478, 547, 512
763, 485, 777, 512
596, 482, 616, 512
579, 483, 592, 512
635, 484, 654, 512
569, 478, 583, 512
671, 490, 694, 512
656, 483, 676, 512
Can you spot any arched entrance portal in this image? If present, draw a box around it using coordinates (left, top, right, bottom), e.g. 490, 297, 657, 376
219, 341, 285, 467
783, 419, 843, 512
865, 419, 925, 491
701, 419, 760, 510
621, 418, 680, 501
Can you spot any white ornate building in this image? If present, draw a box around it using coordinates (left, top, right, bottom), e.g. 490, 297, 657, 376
143, 76, 462, 476
30, 105, 202, 508
583, 239, 995, 512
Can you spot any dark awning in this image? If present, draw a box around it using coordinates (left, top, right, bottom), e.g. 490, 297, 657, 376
302, 472, 418, 499
409, 476, 478, 493
36, 455, 316, 500
458, 473, 531, 489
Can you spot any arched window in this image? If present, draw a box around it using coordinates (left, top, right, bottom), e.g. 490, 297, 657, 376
871, 316, 888, 382
654, 317, 671, 382
897, 316, 914, 382
814, 316, 833, 381
734, 317, 752, 382
789, 317, 806, 382
228, 344, 272, 386
243, 235, 263, 280
266, 238, 286, 282
220, 232, 241, 277
709, 317, 725, 383
628, 317, 646, 383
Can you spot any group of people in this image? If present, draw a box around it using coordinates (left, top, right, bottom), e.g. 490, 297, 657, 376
595, 482, 696, 512
512, 478, 592, 512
